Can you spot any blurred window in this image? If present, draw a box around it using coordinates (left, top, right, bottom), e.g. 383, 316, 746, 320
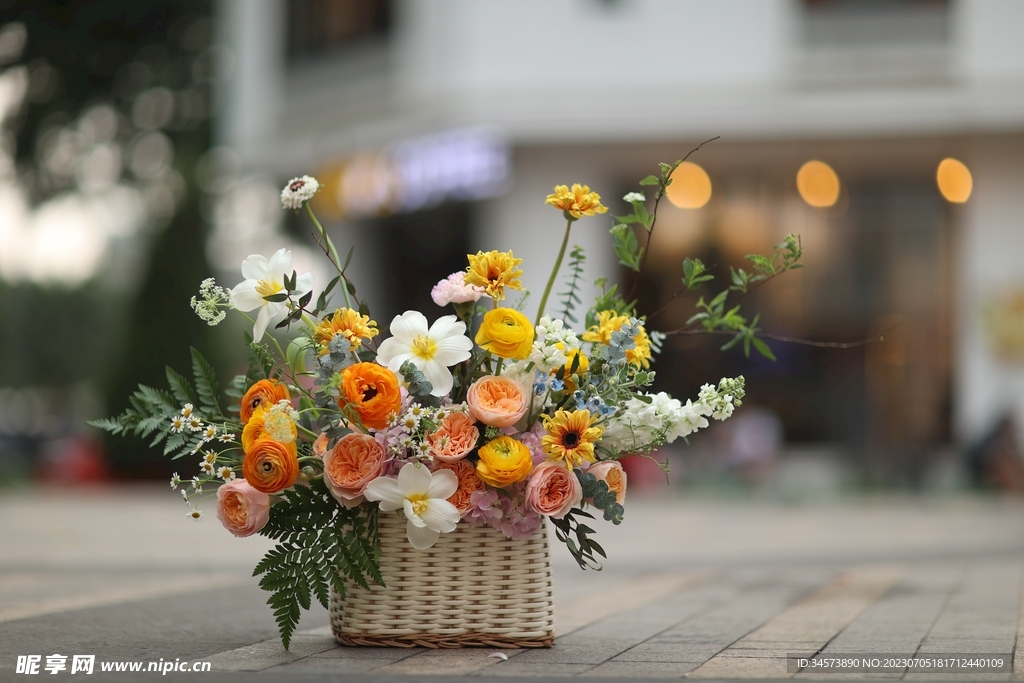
287, 0, 392, 62
801, 0, 949, 46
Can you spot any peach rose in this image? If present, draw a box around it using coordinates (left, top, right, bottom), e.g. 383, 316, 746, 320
586, 461, 627, 505
467, 376, 528, 428
339, 362, 402, 430
432, 459, 485, 515
216, 479, 271, 537
428, 412, 480, 462
525, 461, 582, 519
322, 433, 386, 507
243, 437, 299, 494
240, 379, 290, 424
312, 433, 329, 457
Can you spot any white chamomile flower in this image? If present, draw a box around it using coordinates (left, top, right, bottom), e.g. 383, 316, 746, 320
181, 403, 194, 418
181, 489, 189, 501
191, 476, 203, 493
170, 473, 181, 488
410, 405, 426, 418
217, 433, 235, 443
231, 248, 317, 342
187, 416, 204, 432
386, 412, 401, 429
400, 412, 420, 432
169, 416, 186, 433
280, 175, 320, 209
623, 191, 645, 203
375, 311, 473, 397
203, 450, 217, 465
218, 466, 236, 482
415, 441, 432, 459
187, 508, 203, 521
202, 424, 218, 440
200, 461, 215, 475
399, 435, 416, 451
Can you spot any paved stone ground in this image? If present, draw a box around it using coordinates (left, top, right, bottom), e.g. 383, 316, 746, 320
2, 485, 1024, 682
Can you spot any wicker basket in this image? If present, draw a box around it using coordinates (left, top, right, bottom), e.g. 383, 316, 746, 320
329, 512, 554, 648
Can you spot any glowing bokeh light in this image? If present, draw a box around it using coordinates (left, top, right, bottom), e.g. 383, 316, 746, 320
936, 158, 972, 203
666, 161, 712, 209
796, 160, 840, 208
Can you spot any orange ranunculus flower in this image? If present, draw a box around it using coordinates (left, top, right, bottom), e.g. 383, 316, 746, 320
240, 379, 291, 424
241, 406, 269, 453
243, 436, 299, 494
432, 459, 485, 516
467, 375, 528, 428
322, 433, 386, 507
339, 362, 402, 430
427, 411, 480, 462
476, 435, 533, 488
475, 307, 534, 360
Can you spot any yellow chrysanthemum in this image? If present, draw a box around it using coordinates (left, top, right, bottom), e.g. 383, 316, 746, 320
465, 250, 523, 301
582, 310, 652, 369
545, 184, 608, 221
313, 308, 379, 354
541, 409, 603, 468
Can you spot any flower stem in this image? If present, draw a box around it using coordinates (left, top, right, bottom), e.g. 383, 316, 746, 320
535, 218, 574, 326
304, 201, 352, 309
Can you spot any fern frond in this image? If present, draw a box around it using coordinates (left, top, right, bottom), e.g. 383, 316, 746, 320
557, 245, 587, 324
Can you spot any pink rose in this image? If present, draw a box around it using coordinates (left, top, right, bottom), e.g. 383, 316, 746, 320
586, 460, 627, 504
323, 433, 386, 506
216, 479, 271, 537
431, 272, 485, 306
467, 375, 529, 428
525, 461, 582, 519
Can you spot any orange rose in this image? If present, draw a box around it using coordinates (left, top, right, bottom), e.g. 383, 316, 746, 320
587, 461, 627, 505
427, 411, 480, 462
322, 433, 386, 507
339, 362, 402, 430
240, 379, 290, 424
243, 436, 299, 494
526, 461, 582, 519
466, 376, 528, 428
432, 459, 484, 515
312, 433, 329, 457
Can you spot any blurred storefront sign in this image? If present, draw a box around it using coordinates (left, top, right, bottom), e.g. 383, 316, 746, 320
311, 128, 510, 220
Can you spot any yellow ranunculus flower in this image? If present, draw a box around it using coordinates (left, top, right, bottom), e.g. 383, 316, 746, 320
475, 307, 534, 360
476, 436, 533, 487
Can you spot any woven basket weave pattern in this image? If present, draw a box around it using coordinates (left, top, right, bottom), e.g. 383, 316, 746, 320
330, 512, 554, 648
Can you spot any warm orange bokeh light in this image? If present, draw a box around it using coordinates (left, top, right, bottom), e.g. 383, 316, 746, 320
936, 158, 972, 203
666, 161, 712, 209
796, 160, 840, 208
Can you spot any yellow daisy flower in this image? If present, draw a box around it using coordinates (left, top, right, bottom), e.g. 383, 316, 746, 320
542, 409, 603, 468
582, 310, 652, 369
465, 250, 523, 301
313, 308, 379, 354
545, 184, 608, 221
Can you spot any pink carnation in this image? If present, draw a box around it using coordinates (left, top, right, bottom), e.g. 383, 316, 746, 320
431, 272, 484, 306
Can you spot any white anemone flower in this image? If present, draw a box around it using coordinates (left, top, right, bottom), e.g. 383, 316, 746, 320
363, 462, 460, 550
231, 248, 315, 342
375, 311, 472, 397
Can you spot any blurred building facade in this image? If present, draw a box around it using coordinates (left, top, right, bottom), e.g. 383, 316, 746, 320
215, 0, 1024, 481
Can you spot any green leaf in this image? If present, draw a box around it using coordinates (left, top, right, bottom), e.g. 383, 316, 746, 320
638, 175, 660, 186
191, 348, 222, 417
751, 336, 777, 361
262, 292, 289, 303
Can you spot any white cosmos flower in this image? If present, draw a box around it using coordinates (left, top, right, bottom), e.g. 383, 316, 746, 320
375, 311, 472, 397
231, 248, 315, 342
363, 462, 460, 550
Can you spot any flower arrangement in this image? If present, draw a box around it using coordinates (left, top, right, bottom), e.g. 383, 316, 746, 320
92, 158, 803, 647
